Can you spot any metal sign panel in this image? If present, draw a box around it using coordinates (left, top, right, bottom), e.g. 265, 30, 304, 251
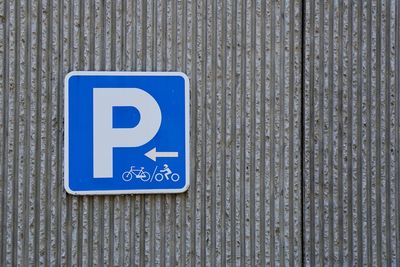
64, 71, 190, 195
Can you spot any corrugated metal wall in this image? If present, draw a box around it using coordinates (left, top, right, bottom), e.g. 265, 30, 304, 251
2, 0, 400, 266
0, 0, 302, 266
303, 0, 400, 266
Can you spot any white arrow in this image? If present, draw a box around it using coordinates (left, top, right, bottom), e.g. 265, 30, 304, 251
144, 147, 179, 161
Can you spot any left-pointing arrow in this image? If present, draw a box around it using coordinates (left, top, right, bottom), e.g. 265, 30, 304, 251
144, 147, 179, 161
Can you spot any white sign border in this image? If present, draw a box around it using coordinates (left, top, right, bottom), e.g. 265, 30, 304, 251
64, 71, 190, 195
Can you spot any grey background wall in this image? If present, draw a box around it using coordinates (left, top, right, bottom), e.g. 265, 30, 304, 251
303, 0, 400, 266
0, 0, 302, 266
0, 0, 398, 267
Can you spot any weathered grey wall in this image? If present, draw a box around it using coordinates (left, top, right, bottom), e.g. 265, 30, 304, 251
0, 0, 302, 266
303, 0, 400, 266
4, 0, 400, 266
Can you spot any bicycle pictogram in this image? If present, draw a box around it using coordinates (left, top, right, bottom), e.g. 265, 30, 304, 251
122, 166, 151, 182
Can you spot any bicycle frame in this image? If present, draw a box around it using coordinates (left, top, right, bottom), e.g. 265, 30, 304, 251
131, 168, 145, 178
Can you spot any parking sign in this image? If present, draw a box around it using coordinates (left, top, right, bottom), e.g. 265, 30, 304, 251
64, 71, 190, 194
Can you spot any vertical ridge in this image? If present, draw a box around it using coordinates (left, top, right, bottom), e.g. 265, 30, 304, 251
278, 0, 286, 264
288, 0, 295, 265
308, 0, 316, 264
210, 0, 217, 264
259, 0, 267, 265
395, 0, 400, 263
269, 0, 277, 264
200, 0, 208, 265
366, 0, 373, 264
189, 0, 198, 265
356, 0, 363, 264
22, 0, 32, 264
300, 0, 306, 265
384, 0, 392, 265
375, 0, 383, 265
337, 0, 344, 264
229, 0, 238, 264
346, 1, 354, 264
65, 0, 74, 265
219, 0, 227, 265
317, 0, 325, 265
239, 0, 246, 264
0, 0, 9, 264
11, 0, 21, 265
55, 0, 64, 265
249, 0, 256, 265
44, 0, 54, 265
11, 0, 20, 264
34, 0, 43, 264
327, 0, 334, 265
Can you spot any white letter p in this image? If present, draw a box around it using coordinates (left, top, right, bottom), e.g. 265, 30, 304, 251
93, 88, 161, 178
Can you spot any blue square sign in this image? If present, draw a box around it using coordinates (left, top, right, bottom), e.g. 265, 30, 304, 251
64, 71, 190, 194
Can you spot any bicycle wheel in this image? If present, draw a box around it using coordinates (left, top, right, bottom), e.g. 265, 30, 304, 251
122, 171, 133, 181
140, 171, 151, 182
171, 173, 180, 182
155, 173, 163, 182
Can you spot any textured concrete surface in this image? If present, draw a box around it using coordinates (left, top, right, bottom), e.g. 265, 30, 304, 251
303, 0, 400, 266
0, 0, 301, 266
